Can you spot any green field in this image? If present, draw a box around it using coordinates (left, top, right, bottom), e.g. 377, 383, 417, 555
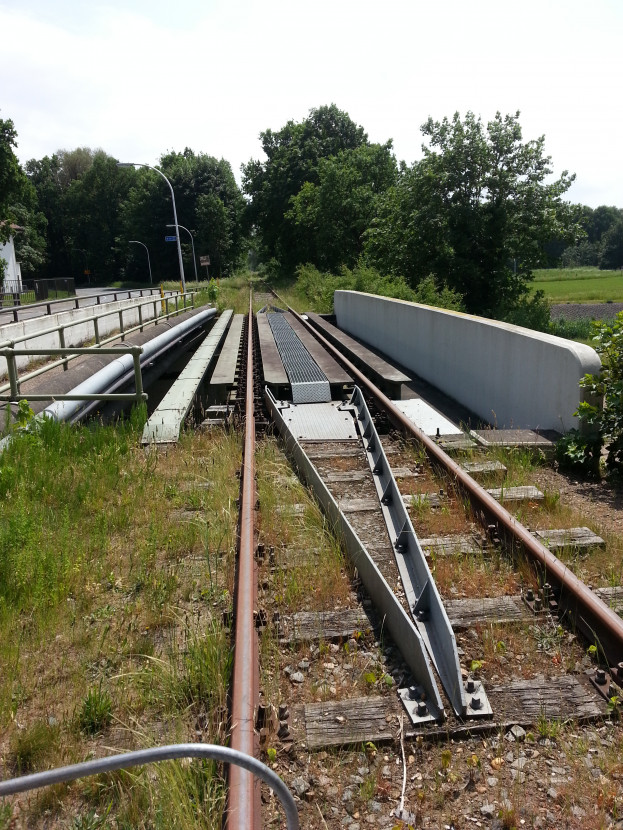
532, 267, 623, 303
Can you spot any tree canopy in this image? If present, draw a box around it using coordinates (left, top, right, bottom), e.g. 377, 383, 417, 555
365, 111, 578, 317
118, 149, 245, 282
0, 118, 46, 276
242, 104, 370, 271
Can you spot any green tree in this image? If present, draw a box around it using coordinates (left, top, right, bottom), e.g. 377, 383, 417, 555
0, 118, 24, 242
242, 104, 368, 271
1, 118, 47, 278
598, 218, 623, 270
62, 151, 133, 283
366, 111, 578, 318
285, 142, 397, 272
119, 150, 244, 282
25, 154, 69, 280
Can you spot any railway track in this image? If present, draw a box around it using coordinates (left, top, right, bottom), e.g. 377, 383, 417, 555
221, 291, 623, 828
2, 289, 622, 828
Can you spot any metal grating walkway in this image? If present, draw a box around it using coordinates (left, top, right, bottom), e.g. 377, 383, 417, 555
267, 313, 330, 403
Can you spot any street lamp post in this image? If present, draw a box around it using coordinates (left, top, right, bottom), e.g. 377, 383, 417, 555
129, 240, 153, 284
166, 223, 198, 284
117, 162, 186, 293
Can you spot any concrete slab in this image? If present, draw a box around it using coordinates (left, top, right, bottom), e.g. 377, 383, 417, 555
210, 313, 243, 385
393, 398, 463, 437
141, 310, 232, 444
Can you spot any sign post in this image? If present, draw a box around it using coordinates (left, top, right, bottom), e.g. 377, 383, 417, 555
200, 255, 210, 280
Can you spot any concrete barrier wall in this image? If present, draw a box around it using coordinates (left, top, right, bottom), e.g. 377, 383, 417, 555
0, 297, 162, 377
334, 291, 601, 431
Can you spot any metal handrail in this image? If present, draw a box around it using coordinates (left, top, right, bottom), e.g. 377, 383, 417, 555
0, 743, 299, 830
0, 346, 145, 404
0, 287, 170, 324
0, 292, 197, 395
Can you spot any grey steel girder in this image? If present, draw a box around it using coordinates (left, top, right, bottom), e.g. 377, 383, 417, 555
265, 387, 444, 723
349, 386, 479, 718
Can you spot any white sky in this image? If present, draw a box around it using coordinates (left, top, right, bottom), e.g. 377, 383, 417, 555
1, 0, 621, 208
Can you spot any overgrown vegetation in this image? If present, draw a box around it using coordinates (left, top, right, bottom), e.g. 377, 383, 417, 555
557, 312, 623, 474
291, 262, 464, 314
0, 410, 240, 827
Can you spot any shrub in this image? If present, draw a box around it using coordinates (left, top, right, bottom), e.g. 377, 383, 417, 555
559, 312, 623, 473
294, 262, 465, 314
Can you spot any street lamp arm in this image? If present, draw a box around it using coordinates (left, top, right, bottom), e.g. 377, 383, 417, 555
117, 162, 186, 292
128, 240, 153, 284
166, 223, 199, 284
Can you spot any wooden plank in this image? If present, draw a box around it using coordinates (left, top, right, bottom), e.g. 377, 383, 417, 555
304, 696, 400, 748
595, 586, 623, 612
391, 466, 419, 479
403, 492, 443, 508
302, 677, 606, 748
487, 675, 606, 722
257, 313, 288, 385
534, 527, 605, 551
486, 485, 544, 503
338, 497, 379, 513
210, 313, 243, 385
305, 312, 410, 386
303, 444, 363, 459
462, 460, 507, 481
420, 534, 485, 557
280, 609, 375, 642
326, 470, 369, 483
445, 596, 532, 629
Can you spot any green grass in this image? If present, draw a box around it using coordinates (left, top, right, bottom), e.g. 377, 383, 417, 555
532, 267, 623, 303
0, 411, 240, 828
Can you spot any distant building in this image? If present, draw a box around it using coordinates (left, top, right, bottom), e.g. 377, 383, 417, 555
0, 224, 23, 292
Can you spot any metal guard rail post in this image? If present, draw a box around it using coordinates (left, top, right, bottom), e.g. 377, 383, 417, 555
0, 287, 171, 325
0, 744, 299, 830
0, 292, 198, 396
0, 346, 146, 405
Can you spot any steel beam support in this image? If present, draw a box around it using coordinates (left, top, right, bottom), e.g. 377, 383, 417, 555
349, 386, 470, 718
265, 387, 444, 722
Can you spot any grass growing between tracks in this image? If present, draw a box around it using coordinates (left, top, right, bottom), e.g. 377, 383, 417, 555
0, 414, 240, 828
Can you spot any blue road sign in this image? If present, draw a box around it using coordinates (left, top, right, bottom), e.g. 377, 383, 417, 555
164, 235, 177, 242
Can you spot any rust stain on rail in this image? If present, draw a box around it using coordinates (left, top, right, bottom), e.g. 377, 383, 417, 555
227, 293, 260, 830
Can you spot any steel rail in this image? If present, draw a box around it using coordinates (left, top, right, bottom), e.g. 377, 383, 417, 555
228, 292, 261, 830
0, 744, 298, 830
284, 300, 623, 666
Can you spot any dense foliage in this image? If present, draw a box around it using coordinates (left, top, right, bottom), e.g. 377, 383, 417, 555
365, 112, 578, 318
2, 106, 620, 318
556, 313, 623, 474
0, 118, 46, 277
561, 205, 623, 269
293, 263, 464, 314
242, 104, 374, 273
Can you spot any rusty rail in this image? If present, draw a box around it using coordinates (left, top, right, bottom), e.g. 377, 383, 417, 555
284, 300, 623, 667
227, 292, 261, 830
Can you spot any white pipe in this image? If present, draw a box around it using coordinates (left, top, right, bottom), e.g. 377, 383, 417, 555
43, 307, 216, 422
